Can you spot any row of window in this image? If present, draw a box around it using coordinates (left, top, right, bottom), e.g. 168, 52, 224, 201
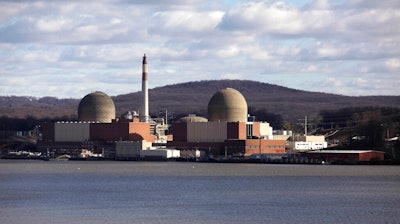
227, 144, 285, 149
245, 145, 284, 149
267, 145, 285, 149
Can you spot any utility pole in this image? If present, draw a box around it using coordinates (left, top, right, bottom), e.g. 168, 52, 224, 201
298, 116, 312, 136
305, 116, 308, 136
165, 109, 168, 125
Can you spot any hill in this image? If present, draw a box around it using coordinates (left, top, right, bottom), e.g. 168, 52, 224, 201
114, 80, 400, 122
0, 96, 78, 119
1, 80, 399, 122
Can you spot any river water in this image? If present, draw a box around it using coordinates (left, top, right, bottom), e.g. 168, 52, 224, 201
1, 160, 399, 224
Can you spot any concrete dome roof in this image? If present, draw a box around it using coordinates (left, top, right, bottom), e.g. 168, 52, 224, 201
208, 88, 248, 122
78, 91, 116, 123
179, 116, 208, 123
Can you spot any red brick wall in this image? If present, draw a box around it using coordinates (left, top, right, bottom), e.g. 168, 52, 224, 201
171, 122, 187, 141
225, 139, 286, 155
227, 122, 239, 139
90, 122, 129, 141
359, 152, 384, 161
128, 122, 155, 142
41, 122, 55, 141
245, 139, 286, 155
307, 151, 384, 162
238, 122, 247, 139
90, 121, 155, 142
252, 122, 261, 138
227, 122, 247, 140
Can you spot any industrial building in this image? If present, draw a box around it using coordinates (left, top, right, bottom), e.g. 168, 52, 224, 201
115, 141, 180, 160
294, 135, 328, 151
37, 55, 286, 160
38, 55, 169, 160
167, 88, 286, 156
306, 150, 385, 163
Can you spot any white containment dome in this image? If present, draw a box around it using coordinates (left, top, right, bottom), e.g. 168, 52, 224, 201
207, 88, 248, 122
78, 91, 116, 123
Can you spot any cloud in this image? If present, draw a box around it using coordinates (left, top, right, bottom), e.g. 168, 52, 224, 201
218, 0, 399, 43
323, 77, 343, 88
316, 44, 347, 59
219, 1, 304, 35
385, 58, 400, 70
36, 17, 72, 32
0, 0, 399, 98
149, 10, 224, 34
0, 1, 149, 44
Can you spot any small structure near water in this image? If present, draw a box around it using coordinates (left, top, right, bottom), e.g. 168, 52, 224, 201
115, 140, 180, 161
306, 150, 385, 164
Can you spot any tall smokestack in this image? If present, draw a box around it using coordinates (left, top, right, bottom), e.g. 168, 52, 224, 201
141, 54, 149, 122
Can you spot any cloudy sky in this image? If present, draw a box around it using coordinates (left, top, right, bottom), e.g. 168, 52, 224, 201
0, 0, 399, 98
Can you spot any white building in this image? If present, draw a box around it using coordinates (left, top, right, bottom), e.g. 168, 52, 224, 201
294, 135, 328, 152
115, 140, 179, 160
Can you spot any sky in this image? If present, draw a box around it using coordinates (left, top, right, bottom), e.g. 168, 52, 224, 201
0, 0, 399, 98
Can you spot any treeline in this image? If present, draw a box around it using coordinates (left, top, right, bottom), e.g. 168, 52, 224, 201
0, 115, 77, 131
319, 106, 400, 148
320, 107, 400, 129
2, 106, 398, 137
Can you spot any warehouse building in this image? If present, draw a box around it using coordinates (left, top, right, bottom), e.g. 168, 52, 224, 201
306, 150, 385, 163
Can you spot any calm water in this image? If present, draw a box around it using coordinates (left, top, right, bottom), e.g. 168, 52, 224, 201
1, 160, 399, 224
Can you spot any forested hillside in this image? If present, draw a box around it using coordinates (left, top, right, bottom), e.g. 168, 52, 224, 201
115, 80, 399, 122
1, 80, 399, 123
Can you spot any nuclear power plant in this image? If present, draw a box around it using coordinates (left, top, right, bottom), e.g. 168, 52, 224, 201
168, 88, 285, 156
38, 54, 288, 161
